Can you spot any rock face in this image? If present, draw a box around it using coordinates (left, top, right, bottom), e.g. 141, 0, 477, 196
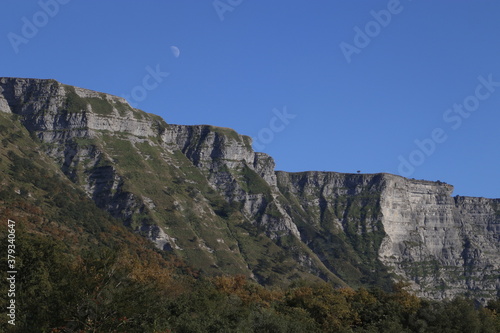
1, 77, 498, 302
379, 176, 500, 301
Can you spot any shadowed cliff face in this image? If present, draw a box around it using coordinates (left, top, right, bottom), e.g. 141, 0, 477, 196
1, 77, 499, 302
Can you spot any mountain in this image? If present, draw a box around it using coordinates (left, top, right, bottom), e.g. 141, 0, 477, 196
1, 77, 499, 304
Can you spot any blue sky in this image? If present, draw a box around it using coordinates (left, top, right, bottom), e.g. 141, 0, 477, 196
1, 1, 500, 198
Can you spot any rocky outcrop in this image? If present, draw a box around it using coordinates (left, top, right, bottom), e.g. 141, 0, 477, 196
276, 172, 500, 301
163, 123, 300, 239
0, 93, 12, 113
276, 172, 390, 287
0, 77, 161, 139
379, 175, 500, 301
0, 77, 159, 224
1, 77, 499, 302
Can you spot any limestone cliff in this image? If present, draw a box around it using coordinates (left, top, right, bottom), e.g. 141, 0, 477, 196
379, 175, 500, 302
1, 77, 498, 302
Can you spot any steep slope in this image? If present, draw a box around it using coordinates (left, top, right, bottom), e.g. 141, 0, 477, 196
276, 172, 391, 288
0, 77, 333, 285
0, 108, 190, 331
1, 77, 499, 302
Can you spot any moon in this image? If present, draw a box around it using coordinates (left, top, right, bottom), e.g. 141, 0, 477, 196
170, 46, 180, 58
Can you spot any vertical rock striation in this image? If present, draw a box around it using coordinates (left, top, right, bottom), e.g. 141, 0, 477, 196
378, 175, 500, 301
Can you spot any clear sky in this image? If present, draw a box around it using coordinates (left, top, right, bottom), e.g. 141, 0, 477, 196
1, 1, 500, 198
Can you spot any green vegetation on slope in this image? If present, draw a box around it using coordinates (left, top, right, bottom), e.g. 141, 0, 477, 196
1, 98, 500, 332
64, 85, 88, 113
278, 174, 393, 290
1, 234, 499, 333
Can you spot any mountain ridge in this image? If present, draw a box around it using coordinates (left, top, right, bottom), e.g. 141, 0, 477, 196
1, 77, 498, 303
